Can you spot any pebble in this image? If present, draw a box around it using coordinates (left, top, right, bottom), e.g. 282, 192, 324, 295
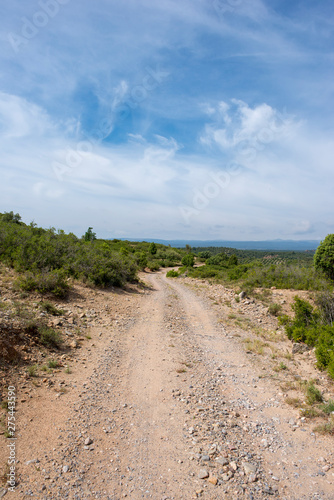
198, 469, 209, 479
216, 457, 229, 466
242, 462, 257, 475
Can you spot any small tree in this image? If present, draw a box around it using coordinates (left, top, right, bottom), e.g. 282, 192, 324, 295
149, 242, 157, 255
84, 227, 96, 242
181, 253, 195, 267
228, 254, 238, 266
1, 211, 22, 224
314, 234, 334, 281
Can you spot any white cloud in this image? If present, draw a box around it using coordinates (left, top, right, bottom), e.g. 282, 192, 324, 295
0, 92, 55, 139
0, 91, 334, 240
201, 99, 296, 153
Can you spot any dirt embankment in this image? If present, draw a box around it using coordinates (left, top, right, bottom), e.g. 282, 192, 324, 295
0, 270, 333, 499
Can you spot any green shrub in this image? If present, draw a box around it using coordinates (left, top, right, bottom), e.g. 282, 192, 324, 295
17, 270, 69, 298
268, 303, 282, 316
134, 251, 148, 270
166, 270, 179, 278
306, 382, 323, 405
315, 327, 334, 369
73, 245, 137, 286
48, 359, 60, 368
149, 242, 157, 255
206, 253, 229, 266
147, 261, 160, 271
187, 266, 218, 279
320, 399, 334, 415
316, 291, 334, 326
314, 234, 334, 281
40, 301, 64, 316
27, 364, 38, 377
39, 326, 62, 348
228, 254, 238, 266
281, 296, 334, 379
181, 254, 195, 267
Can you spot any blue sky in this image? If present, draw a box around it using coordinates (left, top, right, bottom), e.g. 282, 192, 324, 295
1, 0, 334, 240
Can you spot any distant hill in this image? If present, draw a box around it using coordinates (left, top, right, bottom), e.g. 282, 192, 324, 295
121, 239, 321, 251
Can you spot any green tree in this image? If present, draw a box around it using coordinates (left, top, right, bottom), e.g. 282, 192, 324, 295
84, 227, 96, 242
181, 253, 195, 267
1, 211, 22, 224
314, 234, 334, 280
149, 242, 157, 255
228, 254, 238, 266
135, 251, 148, 270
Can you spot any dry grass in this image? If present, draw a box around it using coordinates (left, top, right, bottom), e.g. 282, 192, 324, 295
243, 338, 268, 355
285, 397, 303, 408
313, 416, 334, 435
280, 381, 298, 392
273, 362, 288, 372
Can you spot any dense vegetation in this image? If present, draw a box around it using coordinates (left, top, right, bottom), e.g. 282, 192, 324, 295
188, 247, 328, 291
0, 211, 185, 296
280, 295, 334, 379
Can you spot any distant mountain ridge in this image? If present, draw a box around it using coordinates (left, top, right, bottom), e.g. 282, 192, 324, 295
120, 239, 321, 251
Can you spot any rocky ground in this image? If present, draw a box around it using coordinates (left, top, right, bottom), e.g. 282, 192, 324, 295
0, 270, 334, 499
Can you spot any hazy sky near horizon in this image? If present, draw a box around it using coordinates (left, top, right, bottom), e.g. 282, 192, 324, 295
1, 0, 334, 240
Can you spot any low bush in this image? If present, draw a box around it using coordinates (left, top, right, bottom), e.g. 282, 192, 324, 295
281, 296, 334, 379
166, 270, 179, 278
17, 270, 69, 298
305, 381, 323, 405
147, 261, 160, 271
39, 326, 63, 348
40, 301, 64, 316
320, 399, 334, 415
268, 303, 282, 316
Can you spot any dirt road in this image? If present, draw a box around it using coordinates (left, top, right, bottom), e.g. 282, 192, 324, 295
6, 272, 334, 499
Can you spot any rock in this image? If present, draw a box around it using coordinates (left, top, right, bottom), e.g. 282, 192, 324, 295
208, 476, 218, 485
292, 343, 310, 354
242, 462, 257, 475
84, 437, 93, 445
239, 291, 247, 299
70, 340, 78, 349
62, 465, 69, 473
0, 488, 7, 498
26, 459, 40, 465
216, 457, 229, 466
201, 455, 210, 462
229, 461, 238, 471
198, 469, 209, 479
248, 473, 257, 483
